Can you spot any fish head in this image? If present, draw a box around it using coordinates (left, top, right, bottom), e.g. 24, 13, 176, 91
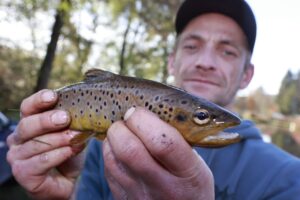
168, 94, 241, 147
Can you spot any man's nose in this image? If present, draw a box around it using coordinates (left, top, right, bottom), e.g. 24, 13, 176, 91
194, 49, 216, 71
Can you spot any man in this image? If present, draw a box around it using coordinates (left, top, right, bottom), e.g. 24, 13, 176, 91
6, 0, 300, 199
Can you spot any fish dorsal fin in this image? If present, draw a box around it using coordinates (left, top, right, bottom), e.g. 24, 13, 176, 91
84, 68, 115, 82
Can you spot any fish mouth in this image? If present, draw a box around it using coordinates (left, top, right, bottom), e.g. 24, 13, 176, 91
214, 115, 241, 129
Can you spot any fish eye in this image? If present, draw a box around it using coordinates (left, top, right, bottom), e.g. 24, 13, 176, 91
193, 109, 210, 125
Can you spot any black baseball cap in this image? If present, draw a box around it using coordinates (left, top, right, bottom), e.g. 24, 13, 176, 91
175, 0, 257, 52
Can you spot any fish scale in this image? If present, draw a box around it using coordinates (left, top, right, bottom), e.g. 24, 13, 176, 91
55, 68, 242, 147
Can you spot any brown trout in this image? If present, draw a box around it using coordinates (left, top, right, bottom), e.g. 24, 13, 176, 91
55, 68, 241, 147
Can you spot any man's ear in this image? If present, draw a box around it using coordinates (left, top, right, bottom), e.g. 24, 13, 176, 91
239, 63, 254, 89
167, 53, 176, 75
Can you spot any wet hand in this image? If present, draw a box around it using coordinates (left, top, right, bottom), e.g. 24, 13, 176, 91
103, 107, 214, 200
6, 89, 84, 200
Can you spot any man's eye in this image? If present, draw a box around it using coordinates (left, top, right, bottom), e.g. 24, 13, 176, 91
183, 45, 197, 50
222, 50, 237, 57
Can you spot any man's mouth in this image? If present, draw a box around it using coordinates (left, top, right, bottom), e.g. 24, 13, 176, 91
183, 78, 220, 87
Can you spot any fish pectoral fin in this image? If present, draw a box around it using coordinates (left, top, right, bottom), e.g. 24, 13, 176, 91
70, 131, 95, 146
197, 132, 241, 148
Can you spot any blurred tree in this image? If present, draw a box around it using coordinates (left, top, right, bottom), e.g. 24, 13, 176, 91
0, 45, 40, 112
277, 70, 299, 115
34, 0, 71, 92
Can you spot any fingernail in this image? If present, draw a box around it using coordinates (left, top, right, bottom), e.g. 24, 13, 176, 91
41, 90, 55, 102
124, 106, 136, 121
51, 111, 69, 125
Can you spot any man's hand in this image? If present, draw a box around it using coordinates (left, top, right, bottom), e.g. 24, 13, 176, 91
103, 107, 214, 200
6, 89, 84, 200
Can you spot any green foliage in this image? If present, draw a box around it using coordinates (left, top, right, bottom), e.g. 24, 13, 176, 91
277, 70, 300, 115
0, 45, 40, 111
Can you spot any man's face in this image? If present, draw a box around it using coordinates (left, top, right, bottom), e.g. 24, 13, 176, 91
168, 13, 254, 108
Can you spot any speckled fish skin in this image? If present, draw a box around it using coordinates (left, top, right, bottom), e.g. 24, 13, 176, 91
55, 68, 241, 147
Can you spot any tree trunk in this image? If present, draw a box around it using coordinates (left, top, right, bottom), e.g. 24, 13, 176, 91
33, 9, 64, 93
119, 17, 131, 75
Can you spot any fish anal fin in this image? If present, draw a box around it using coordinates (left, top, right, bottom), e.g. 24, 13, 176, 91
70, 131, 95, 147
194, 132, 241, 148
84, 68, 115, 82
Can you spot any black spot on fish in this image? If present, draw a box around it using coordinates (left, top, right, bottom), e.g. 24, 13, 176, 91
59, 103, 62, 107
72, 102, 75, 106
176, 114, 187, 122
149, 105, 153, 110
94, 96, 97, 101
96, 109, 99, 113
110, 93, 113, 98
118, 105, 121, 110
158, 111, 161, 115
121, 116, 124, 120
125, 96, 129, 101
159, 104, 163, 108
98, 97, 102, 101
140, 95, 144, 100
181, 100, 187, 105
89, 114, 92, 118
77, 98, 80, 103
102, 91, 105, 95
59, 93, 62, 98
162, 133, 166, 138
104, 115, 107, 119
80, 110, 83, 114
106, 91, 109, 96
112, 111, 115, 115
164, 99, 169, 102
112, 100, 115, 104
86, 90, 89, 94
104, 101, 107, 106
65, 95, 69, 99
79, 88, 82, 92
164, 111, 168, 115
90, 105, 93, 109
111, 119, 114, 123
155, 96, 159, 101
135, 90, 139, 95
116, 101, 119, 106
169, 107, 173, 112
81, 92, 84, 96
87, 102, 90, 106
145, 102, 149, 107
118, 90, 121, 95
100, 105, 103, 110
75, 114, 78, 118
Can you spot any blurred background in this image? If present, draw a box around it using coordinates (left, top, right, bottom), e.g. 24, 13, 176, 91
0, 0, 299, 199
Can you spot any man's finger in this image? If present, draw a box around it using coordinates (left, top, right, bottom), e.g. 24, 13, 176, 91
7, 110, 70, 146
7, 131, 74, 161
124, 107, 201, 178
20, 89, 57, 118
12, 146, 73, 181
